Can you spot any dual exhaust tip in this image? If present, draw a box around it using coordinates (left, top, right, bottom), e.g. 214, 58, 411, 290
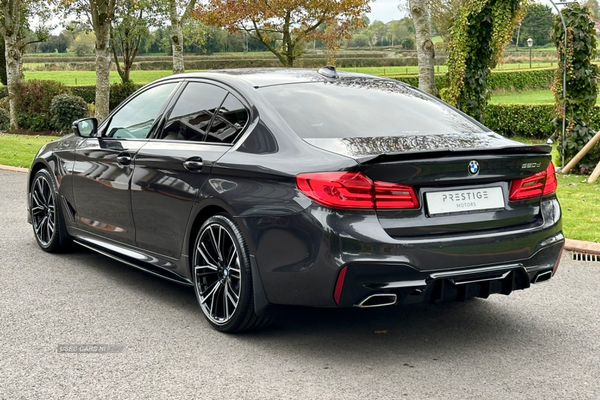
355, 293, 398, 308
356, 271, 552, 307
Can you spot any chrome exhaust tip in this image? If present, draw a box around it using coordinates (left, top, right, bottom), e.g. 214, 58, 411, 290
533, 271, 552, 284
355, 293, 398, 308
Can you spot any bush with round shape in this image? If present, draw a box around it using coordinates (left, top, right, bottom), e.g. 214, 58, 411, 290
50, 94, 90, 134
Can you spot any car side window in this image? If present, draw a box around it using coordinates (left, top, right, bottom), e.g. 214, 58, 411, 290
104, 83, 178, 139
159, 82, 249, 144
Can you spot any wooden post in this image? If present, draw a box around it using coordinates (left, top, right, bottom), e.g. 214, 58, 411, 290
561, 130, 600, 174
588, 161, 600, 183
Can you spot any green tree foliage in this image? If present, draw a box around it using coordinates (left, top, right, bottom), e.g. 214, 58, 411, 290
444, 0, 529, 121
195, 0, 371, 67
513, 3, 553, 47
552, 2, 599, 164
111, 0, 154, 83
34, 33, 70, 53
346, 17, 415, 48
583, 0, 600, 18
70, 32, 96, 56
429, 0, 463, 45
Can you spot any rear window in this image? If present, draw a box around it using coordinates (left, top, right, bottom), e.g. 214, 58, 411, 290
258, 79, 485, 139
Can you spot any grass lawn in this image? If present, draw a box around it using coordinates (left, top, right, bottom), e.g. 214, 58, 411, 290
556, 174, 600, 243
340, 63, 560, 76
0, 133, 60, 168
489, 90, 555, 104
0, 133, 596, 242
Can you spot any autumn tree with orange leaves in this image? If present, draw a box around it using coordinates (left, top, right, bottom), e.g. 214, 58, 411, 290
193, 0, 371, 67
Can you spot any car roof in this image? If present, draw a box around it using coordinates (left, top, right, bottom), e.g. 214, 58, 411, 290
152, 68, 387, 88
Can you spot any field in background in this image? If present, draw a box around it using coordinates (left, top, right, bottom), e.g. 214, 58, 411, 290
20, 63, 562, 87
22, 70, 202, 86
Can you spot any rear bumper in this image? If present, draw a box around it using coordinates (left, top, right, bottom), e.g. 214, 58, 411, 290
241, 196, 563, 308
338, 240, 563, 307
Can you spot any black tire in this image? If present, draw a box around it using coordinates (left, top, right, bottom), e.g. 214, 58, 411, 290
192, 214, 271, 333
30, 169, 70, 252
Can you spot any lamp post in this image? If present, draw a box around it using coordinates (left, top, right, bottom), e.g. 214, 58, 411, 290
549, 1, 572, 169
527, 37, 533, 69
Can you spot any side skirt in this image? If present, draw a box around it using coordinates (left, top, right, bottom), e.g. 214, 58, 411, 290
72, 238, 193, 287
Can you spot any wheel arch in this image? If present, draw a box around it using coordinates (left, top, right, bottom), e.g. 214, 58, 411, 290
28, 160, 53, 193
185, 199, 278, 319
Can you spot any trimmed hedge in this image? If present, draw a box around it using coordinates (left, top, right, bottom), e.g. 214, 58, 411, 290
483, 104, 600, 139
483, 104, 555, 138
392, 68, 555, 92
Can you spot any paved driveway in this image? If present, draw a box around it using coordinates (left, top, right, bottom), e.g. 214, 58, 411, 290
1, 169, 599, 399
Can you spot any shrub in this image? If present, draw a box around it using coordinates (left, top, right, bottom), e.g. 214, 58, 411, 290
483, 103, 600, 141
0, 107, 9, 130
15, 80, 69, 131
483, 104, 555, 138
18, 112, 53, 131
16, 80, 69, 114
70, 86, 97, 104
50, 94, 90, 134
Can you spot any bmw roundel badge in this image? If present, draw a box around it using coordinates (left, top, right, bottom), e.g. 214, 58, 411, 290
468, 160, 480, 175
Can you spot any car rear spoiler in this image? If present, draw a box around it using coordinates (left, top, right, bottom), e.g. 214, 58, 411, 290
355, 145, 553, 164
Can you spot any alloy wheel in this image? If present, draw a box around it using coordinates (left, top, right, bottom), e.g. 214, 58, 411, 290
31, 175, 56, 246
193, 222, 242, 325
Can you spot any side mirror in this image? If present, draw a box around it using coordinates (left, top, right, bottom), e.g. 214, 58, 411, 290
72, 118, 98, 138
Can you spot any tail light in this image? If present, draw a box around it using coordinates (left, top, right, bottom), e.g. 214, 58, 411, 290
509, 162, 557, 201
296, 172, 420, 210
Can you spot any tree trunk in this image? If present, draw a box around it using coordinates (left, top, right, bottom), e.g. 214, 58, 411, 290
94, 24, 112, 121
169, 0, 197, 74
171, 21, 185, 74
4, 32, 21, 130
1, 0, 24, 131
409, 0, 439, 98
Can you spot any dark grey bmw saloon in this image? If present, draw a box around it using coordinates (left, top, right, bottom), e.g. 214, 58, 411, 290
27, 68, 564, 332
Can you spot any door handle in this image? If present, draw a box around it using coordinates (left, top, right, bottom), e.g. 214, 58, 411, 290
117, 152, 132, 166
184, 158, 203, 172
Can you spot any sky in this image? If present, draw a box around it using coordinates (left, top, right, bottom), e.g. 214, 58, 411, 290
366, 0, 406, 23
366, 0, 567, 24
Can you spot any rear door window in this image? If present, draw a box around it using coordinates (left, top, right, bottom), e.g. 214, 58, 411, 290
159, 82, 249, 144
